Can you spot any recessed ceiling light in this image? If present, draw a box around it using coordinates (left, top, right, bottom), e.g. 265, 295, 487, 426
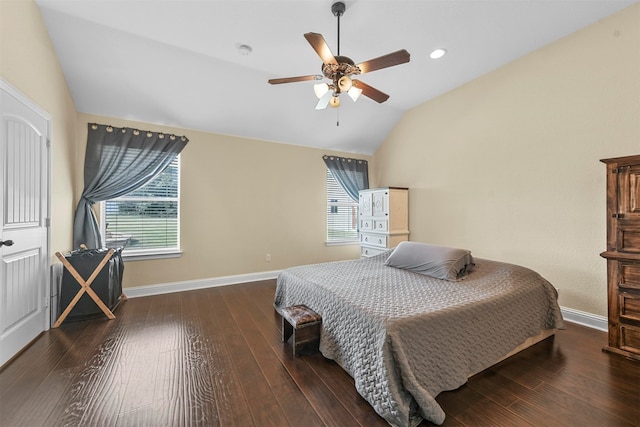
429, 48, 447, 59
237, 44, 253, 56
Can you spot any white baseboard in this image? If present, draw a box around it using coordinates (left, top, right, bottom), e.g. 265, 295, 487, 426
124, 270, 282, 299
560, 306, 607, 332
125, 276, 607, 333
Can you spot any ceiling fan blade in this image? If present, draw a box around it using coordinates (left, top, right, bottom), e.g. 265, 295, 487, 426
357, 49, 410, 74
304, 32, 338, 65
315, 90, 332, 110
268, 75, 321, 85
352, 80, 389, 103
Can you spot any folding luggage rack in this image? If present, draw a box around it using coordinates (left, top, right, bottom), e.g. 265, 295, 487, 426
53, 248, 126, 328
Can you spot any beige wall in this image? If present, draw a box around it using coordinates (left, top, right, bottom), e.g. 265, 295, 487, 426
373, 4, 640, 317
0, 0, 78, 260
77, 114, 367, 288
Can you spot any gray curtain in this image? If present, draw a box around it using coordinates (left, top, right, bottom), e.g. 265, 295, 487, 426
323, 155, 369, 201
73, 123, 188, 249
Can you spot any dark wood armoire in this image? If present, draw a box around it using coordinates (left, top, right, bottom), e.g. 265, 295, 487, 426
600, 154, 640, 361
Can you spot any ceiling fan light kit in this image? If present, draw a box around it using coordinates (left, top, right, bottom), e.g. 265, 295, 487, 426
338, 75, 352, 91
314, 82, 330, 98
268, 1, 410, 110
347, 86, 362, 102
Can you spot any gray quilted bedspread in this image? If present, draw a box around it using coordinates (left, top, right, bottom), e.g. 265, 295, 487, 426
273, 251, 564, 426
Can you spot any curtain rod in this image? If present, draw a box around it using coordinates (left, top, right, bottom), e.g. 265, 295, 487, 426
89, 123, 188, 141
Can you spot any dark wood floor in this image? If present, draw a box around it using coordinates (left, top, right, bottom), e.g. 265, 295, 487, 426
1, 280, 638, 427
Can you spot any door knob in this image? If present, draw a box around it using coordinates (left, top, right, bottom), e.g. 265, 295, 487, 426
0, 240, 14, 247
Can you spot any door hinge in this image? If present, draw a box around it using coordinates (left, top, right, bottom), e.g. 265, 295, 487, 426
44, 297, 50, 308
613, 166, 629, 174
46, 138, 51, 148
612, 213, 625, 219
45, 218, 51, 227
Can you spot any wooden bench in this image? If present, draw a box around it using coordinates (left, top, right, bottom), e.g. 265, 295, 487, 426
281, 305, 322, 356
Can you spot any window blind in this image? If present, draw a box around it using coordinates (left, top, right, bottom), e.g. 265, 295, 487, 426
326, 169, 359, 242
103, 157, 180, 253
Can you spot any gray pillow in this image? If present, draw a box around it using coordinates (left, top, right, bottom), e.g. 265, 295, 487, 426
384, 241, 475, 281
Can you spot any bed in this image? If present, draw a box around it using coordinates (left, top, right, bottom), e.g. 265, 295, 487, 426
273, 246, 564, 427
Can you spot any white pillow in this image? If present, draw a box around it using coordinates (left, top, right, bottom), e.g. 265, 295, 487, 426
384, 241, 475, 281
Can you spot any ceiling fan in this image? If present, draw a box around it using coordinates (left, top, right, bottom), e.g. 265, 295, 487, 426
268, 1, 410, 110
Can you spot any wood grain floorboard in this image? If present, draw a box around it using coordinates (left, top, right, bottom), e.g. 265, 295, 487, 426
116, 294, 170, 418
123, 293, 187, 426
0, 320, 87, 389
0, 321, 87, 424
69, 295, 154, 427
222, 284, 318, 426
1, 279, 638, 427
223, 284, 294, 426
235, 283, 362, 426
180, 290, 221, 426
204, 287, 258, 426
235, 283, 328, 426
490, 354, 638, 426
6, 366, 79, 427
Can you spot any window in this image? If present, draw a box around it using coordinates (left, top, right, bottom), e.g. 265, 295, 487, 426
326, 169, 359, 244
101, 156, 180, 258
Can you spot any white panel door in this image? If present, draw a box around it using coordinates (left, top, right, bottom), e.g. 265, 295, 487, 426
0, 80, 50, 367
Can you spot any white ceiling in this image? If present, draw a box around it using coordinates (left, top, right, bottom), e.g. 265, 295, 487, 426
36, 0, 636, 155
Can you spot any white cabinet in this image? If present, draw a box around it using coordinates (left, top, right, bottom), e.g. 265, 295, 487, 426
359, 187, 409, 257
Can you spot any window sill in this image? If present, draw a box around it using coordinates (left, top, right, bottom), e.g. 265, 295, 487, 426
325, 240, 359, 247
121, 250, 183, 261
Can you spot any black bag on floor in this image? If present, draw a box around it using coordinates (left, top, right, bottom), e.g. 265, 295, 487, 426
58, 248, 124, 321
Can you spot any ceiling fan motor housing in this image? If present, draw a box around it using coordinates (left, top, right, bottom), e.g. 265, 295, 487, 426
322, 55, 361, 93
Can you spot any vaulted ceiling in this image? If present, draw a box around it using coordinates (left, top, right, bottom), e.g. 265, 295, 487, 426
36, 0, 636, 154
